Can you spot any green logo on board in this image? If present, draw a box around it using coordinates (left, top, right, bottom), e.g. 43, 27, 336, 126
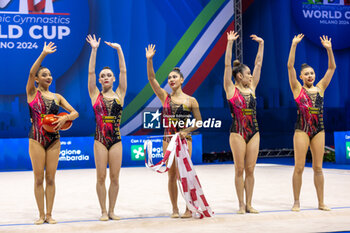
131, 145, 144, 161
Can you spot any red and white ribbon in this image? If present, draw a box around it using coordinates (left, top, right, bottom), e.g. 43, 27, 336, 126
144, 135, 176, 173
144, 133, 214, 218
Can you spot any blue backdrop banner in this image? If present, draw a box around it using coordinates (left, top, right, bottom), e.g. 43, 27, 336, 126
334, 131, 350, 164
0, 134, 203, 171
1, 0, 349, 153
0, 0, 90, 95
292, 0, 350, 50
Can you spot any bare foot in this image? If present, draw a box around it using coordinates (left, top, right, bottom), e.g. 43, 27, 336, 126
108, 213, 121, 220
181, 210, 192, 218
34, 216, 45, 225
246, 206, 259, 214
170, 208, 180, 218
292, 201, 300, 212
99, 213, 109, 221
170, 212, 180, 218
319, 204, 331, 211
45, 216, 57, 224
237, 204, 246, 214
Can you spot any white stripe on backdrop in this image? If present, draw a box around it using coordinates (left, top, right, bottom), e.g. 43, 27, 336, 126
120, 0, 234, 135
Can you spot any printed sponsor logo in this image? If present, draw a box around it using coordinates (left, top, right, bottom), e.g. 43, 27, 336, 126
346, 141, 350, 159
149, 146, 163, 159
162, 116, 222, 129
0, 0, 89, 95
59, 140, 90, 162
131, 144, 145, 161
143, 110, 222, 130
143, 110, 161, 129
292, 0, 350, 49
59, 149, 90, 161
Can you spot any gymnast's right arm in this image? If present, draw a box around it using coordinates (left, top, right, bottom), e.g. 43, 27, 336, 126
224, 31, 238, 99
26, 42, 56, 101
287, 34, 303, 98
86, 34, 101, 104
145, 44, 167, 104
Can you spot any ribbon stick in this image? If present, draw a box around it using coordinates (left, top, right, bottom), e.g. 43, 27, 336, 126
144, 134, 177, 173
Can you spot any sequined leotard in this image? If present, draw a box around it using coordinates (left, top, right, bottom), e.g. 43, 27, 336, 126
295, 87, 324, 139
93, 93, 123, 150
163, 95, 192, 142
28, 91, 60, 149
228, 87, 259, 143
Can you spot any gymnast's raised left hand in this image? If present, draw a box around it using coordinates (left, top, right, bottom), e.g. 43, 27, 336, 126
86, 34, 101, 49
320, 35, 332, 49
105, 41, 121, 50
250, 34, 264, 44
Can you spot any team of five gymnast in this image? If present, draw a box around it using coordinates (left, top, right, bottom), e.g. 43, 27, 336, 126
26, 32, 335, 224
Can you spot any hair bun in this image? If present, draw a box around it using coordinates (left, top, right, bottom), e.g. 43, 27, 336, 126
171, 67, 184, 79
300, 63, 312, 72
233, 60, 241, 67
173, 67, 181, 72
301, 63, 309, 69
102, 66, 112, 70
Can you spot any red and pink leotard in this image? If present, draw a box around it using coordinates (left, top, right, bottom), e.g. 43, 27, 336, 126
295, 87, 324, 139
93, 93, 122, 150
162, 94, 192, 143
228, 87, 259, 143
28, 91, 60, 149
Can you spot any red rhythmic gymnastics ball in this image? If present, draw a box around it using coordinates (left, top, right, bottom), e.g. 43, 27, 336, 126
42, 114, 57, 133
58, 112, 72, 131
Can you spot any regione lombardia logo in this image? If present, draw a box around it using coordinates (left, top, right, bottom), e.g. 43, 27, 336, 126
0, 0, 89, 95
131, 145, 145, 161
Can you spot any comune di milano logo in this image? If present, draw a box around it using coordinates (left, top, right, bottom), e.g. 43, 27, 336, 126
0, 0, 89, 95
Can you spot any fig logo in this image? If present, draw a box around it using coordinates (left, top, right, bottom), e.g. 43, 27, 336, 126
323, 0, 345, 5
303, 0, 323, 4
0, 0, 60, 14
0, 0, 12, 8
304, 0, 347, 4
21, 0, 54, 14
